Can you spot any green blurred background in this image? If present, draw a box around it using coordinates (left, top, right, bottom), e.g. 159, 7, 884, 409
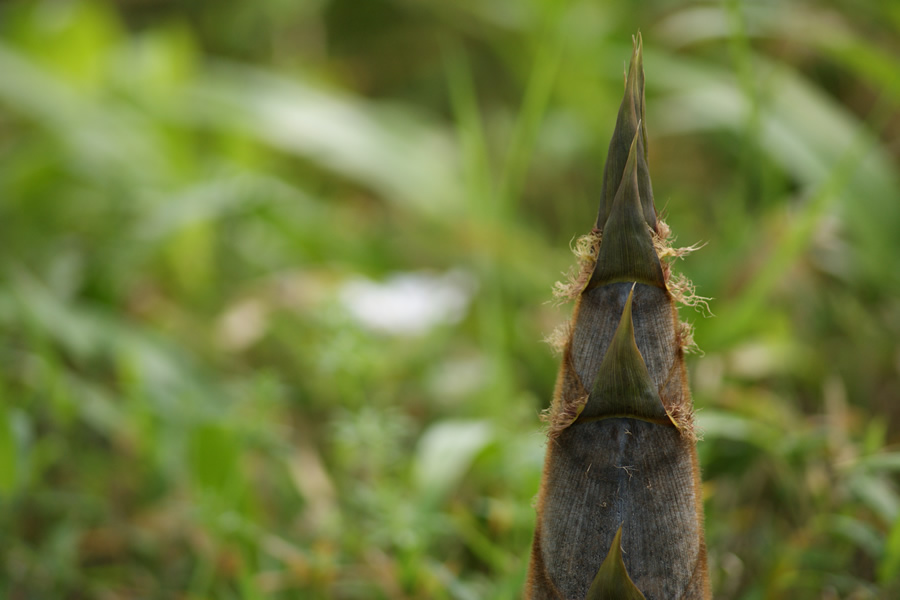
2, 0, 900, 598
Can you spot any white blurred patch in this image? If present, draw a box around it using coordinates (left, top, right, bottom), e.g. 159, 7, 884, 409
427, 354, 488, 401
339, 269, 477, 336
218, 299, 268, 351
413, 419, 494, 500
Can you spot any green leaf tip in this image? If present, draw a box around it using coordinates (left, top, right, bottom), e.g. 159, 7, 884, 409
586, 524, 647, 600
588, 126, 665, 290
577, 286, 676, 427
596, 32, 657, 236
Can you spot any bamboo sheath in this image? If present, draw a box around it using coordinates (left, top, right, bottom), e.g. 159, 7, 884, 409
526, 35, 711, 599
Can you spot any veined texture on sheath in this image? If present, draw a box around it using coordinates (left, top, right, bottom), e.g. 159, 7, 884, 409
526, 34, 710, 600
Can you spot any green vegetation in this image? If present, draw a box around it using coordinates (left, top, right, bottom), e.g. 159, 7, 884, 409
1, 1, 899, 598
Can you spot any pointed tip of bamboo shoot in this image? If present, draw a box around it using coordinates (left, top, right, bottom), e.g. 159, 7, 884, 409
586, 524, 647, 600
578, 287, 675, 427
587, 128, 665, 290
596, 32, 656, 235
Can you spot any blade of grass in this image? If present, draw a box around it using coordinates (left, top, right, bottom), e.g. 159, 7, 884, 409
497, 36, 564, 219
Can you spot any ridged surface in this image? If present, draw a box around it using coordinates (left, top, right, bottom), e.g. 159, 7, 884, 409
572, 283, 679, 409
535, 419, 703, 599
528, 285, 708, 598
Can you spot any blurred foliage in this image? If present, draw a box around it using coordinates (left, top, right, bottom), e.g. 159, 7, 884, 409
1, 0, 900, 598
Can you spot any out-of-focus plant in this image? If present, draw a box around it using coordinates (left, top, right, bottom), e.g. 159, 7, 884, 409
0, 0, 899, 599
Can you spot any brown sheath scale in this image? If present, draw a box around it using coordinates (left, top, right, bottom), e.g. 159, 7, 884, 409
526, 34, 711, 600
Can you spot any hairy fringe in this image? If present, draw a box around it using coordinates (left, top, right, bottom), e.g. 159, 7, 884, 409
543, 320, 572, 355
677, 320, 702, 356
653, 219, 712, 356
668, 273, 713, 316
542, 392, 589, 440
653, 220, 705, 262
669, 401, 700, 443
551, 231, 601, 304
545, 220, 711, 385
